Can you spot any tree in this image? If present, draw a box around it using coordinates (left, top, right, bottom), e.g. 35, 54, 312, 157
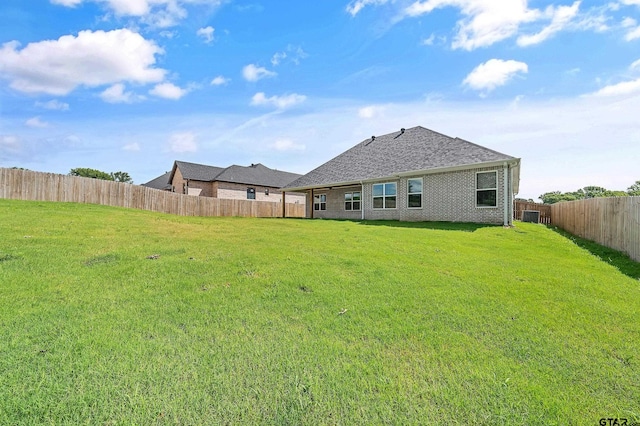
538, 191, 580, 204
110, 171, 133, 184
69, 168, 114, 181
628, 181, 640, 196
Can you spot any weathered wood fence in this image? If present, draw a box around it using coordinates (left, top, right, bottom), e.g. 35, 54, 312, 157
0, 168, 305, 218
550, 197, 640, 263
514, 201, 552, 224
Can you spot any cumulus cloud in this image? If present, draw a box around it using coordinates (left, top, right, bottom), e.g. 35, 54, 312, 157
25, 117, 49, 128
622, 18, 640, 40
250, 92, 306, 109
0, 135, 23, 159
100, 83, 143, 103
35, 100, 69, 111
168, 131, 197, 153
242, 64, 277, 82
463, 59, 528, 93
197, 26, 215, 43
517, 1, 581, 46
270, 138, 305, 151
271, 51, 286, 66
0, 29, 165, 96
589, 59, 640, 97
51, 0, 223, 28
210, 75, 230, 86
149, 82, 188, 99
358, 105, 385, 118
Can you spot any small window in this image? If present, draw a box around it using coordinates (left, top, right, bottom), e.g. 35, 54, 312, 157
314, 194, 326, 211
247, 187, 256, 200
476, 171, 497, 207
265, 188, 269, 195
372, 182, 397, 209
407, 178, 422, 208
344, 191, 361, 211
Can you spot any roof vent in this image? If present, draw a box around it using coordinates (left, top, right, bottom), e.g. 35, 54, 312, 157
364, 135, 376, 146
394, 128, 406, 139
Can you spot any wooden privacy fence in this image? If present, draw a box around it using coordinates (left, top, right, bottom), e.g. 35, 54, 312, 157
551, 197, 640, 263
0, 168, 305, 218
514, 201, 552, 224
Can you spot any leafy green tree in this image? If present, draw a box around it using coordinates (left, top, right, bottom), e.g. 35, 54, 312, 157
538, 191, 580, 204
628, 181, 640, 196
69, 168, 114, 181
110, 171, 133, 184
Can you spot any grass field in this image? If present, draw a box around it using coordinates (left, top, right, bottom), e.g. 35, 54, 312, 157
0, 199, 638, 425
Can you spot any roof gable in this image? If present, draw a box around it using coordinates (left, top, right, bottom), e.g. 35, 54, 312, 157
142, 171, 171, 190
285, 126, 517, 189
168, 160, 301, 188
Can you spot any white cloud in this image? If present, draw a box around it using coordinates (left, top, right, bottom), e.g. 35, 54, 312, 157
197, 26, 215, 43
591, 79, 640, 97
358, 105, 385, 118
421, 34, 435, 45
250, 92, 306, 109
149, 82, 188, 99
51, 0, 223, 27
242, 64, 277, 82
625, 25, 640, 41
123, 142, 141, 151
517, 1, 581, 47
621, 0, 640, 5
0, 135, 23, 158
271, 51, 286, 66
100, 83, 143, 103
346, 0, 389, 16
25, 117, 49, 128
210, 75, 230, 86
270, 139, 305, 152
0, 29, 165, 96
463, 59, 528, 93
631, 59, 640, 71
168, 131, 197, 153
404, 0, 542, 50
35, 100, 69, 111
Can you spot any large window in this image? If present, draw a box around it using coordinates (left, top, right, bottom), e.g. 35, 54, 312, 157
345, 191, 361, 211
476, 171, 497, 207
372, 182, 397, 209
314, 194, 326, 211
407, 178, 423, 208
247, 187, 256, 200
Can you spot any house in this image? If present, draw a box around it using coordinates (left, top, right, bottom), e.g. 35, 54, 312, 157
144, 161, 305, 204
282, 126, 520, 225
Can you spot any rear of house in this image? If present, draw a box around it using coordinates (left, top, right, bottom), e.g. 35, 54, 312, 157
283, 126, 520, 225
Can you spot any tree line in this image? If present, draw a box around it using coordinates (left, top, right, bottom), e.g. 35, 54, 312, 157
69, 168, 133, 184
534, 181, 640, 204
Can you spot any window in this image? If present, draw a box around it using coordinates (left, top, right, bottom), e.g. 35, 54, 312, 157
247, 187, 256, 200
345, 191, 361, 211
372, 182, 397, 209
407, 178, 423, 208
314, 194, 326, 211
476, 171, 497, 207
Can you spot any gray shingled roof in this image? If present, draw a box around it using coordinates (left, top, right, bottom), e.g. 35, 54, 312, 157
284, 126, 517, 189
142, 171, 171, 190
169, 161, 301, 188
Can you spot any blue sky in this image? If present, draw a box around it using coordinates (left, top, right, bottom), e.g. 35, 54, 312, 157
1, 0, 639, 200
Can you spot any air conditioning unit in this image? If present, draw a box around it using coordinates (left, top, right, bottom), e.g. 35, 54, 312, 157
522, 210, 540, 223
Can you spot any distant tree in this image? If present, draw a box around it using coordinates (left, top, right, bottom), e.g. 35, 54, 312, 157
540, 185, 630, 204
628, 181, 640, 196
538, 191, 580, 204
514, 197, 535, 203
110, 171, 133, 184
69, 168, 114, 181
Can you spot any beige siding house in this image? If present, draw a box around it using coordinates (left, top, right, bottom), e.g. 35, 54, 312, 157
283, 126, 520, 225
144, 161, 306, 205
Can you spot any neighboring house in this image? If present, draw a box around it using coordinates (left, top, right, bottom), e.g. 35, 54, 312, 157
283, 126, 521, 225
145, 161, 305, 204
142, 171, 172, 191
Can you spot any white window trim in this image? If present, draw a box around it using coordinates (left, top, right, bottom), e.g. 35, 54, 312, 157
407, 177, 423, 209
314, 193, 327, 211
475, 171, 498, 209
372, 182, 398, 210
344, 191, 362, 211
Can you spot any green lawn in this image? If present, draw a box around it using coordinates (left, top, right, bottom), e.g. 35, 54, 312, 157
0, 199, 638, 425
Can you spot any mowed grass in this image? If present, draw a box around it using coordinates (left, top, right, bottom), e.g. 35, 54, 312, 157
0, 199, 638, 425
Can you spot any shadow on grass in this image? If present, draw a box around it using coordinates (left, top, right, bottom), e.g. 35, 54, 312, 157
355, 220, 498, 232
549, 226, 640, 280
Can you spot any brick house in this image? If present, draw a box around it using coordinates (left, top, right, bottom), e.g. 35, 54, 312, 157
282, 126, 521, 225
144, 161, 306, 204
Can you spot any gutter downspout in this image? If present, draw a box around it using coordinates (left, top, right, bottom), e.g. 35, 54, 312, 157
503, 163, 509, 227
360, 181, 364, 220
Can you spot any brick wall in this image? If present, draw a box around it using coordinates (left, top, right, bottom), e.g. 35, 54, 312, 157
217, 181, 306, 204
303, 165, 511, 224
